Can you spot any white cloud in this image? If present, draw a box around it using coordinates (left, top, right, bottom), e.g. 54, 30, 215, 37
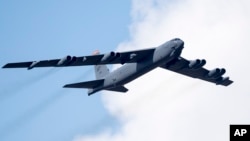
74, 0, 250, 141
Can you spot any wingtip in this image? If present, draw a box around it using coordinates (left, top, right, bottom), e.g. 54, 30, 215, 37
2, 64, 8, 68
216, 76, 233, 86
225, 77, 234, 86
228, 80, 234, 86
63, 84, 69, 88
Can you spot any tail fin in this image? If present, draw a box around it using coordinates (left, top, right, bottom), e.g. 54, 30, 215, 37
94, 65, 110, 79
93, 50, 110, 79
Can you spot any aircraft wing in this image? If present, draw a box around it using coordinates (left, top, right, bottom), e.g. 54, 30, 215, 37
160, 57, 233, 86
2, 48, 155, 69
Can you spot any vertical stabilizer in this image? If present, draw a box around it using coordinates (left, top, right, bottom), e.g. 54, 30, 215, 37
92, 50, 110, 79
94, 65, 110, 79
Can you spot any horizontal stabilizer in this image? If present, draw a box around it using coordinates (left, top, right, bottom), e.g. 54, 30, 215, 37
63, 79, 104, 89
106, 86, 128, 93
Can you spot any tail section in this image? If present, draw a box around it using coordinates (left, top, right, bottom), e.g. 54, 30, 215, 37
94, 65, 110, 79
88, 85, 128, 96
93, 50, 110, 79
64, 79, 128, 96
64, 50, 128, 96
106, 86, 128, 93
63, 79, 104, 89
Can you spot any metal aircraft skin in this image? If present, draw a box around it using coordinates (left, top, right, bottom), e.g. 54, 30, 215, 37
2, 38, 233, 95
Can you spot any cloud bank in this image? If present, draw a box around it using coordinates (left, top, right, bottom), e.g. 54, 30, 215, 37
74, 0, 250, 141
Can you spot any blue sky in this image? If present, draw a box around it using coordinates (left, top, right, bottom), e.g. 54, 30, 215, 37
0, 1, 131, 141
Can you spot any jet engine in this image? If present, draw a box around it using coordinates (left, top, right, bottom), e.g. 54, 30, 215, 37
207, 68, 226, 79
70, 56, 77, 63
188, 59, 206, 69
57, 55, 72, 66
101, 52, 120, 62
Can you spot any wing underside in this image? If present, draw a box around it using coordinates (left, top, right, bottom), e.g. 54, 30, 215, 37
160, 57, 233, 86
2, 48, 155, 69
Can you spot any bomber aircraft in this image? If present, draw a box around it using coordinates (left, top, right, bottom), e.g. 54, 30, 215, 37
2, 38, 233, 95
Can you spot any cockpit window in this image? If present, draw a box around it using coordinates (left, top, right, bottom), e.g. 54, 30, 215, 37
171, 38, 180, 41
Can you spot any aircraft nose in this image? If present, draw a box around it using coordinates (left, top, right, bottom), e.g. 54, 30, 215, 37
175, 40, 184, 51
172, 40, 184, 56
172, 38, 184, 50
178, 40, 184, 48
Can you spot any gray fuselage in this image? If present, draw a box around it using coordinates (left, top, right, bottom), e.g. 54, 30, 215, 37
91, 39, 184, 94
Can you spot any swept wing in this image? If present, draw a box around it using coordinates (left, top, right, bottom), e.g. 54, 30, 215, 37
2, 48, 155, 69
160, 57, 233, 86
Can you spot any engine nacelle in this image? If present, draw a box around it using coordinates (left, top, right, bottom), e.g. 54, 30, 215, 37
115, 52, 121, 58
57, 55, 72, 66
70, 56, 77, 63
189, 59, 206, 69
207, 68, 226, 79
101, 52, 118, 62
